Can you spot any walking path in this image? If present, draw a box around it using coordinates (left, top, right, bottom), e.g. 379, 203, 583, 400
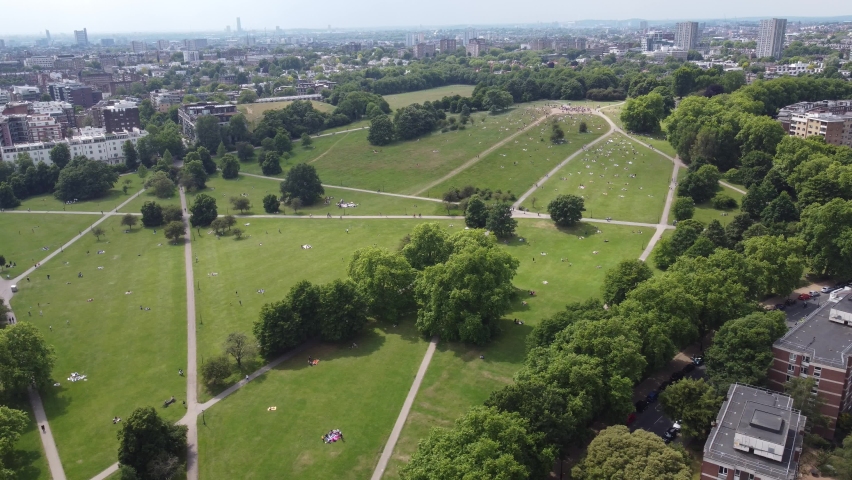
178, 187, 200, 480
308, 132, 352, 164
370, 336, 439, 480
28, 387, 67, 480
240, 172, 444, 203
411, 108, 557, 197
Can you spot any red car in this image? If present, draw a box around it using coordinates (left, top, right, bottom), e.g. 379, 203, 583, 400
798, 293, 811, 301
627, 413, 637, 425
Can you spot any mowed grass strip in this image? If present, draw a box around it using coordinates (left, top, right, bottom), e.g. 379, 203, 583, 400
311, 104, 556, 195
10, 217, 187, 480
15, 176, 141, 213
198, 320, 427, 480
383, 221, 653, 478
0, 214, 101, 278
428, 113, 607, 197
529, 133, 672, 224
383, 85, 476, 111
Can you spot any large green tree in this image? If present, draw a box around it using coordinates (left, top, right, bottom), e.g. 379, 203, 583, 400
367, 115, 394, 146
620, 92, 666, 133
279, 163, 324, 206
572, 426, 691, 480
318, 279, 367, 341
706, 312, 787, 388
402, 222, 451, 270
677, 165, 720, 203
672, 198, 694, 221
659, 378, 723, 440
485, 202, 517, 238
464, 195, 488, 229
54, 157, 119, 201
117, 407, 187, 480
400, 406, 554, 480
602, 260, 653, 306
189, 193, 217, 227
743, 235, 806, 297
348, 247, 416, 322
49, 143, 71, 169
179, 159, 207, 190
220, 154, 240, 179
140, 201, 163, 227
0, 322, 56, 392
122, 141, 138, 171
547, 194, 585, 227
799, 198, 852, 278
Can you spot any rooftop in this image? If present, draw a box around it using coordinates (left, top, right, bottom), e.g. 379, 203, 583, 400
775, 288, 852, 368
704, 384, 804, 480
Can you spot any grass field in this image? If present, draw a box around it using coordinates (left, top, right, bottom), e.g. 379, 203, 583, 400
601, 104, 677, 158
14, 176, 141, 213
675, 167, 745, 227
239, 100, 335, 124
0, 214, 101, 278
528, 133, 673, 224
4, 398, 50, 480
383, 220, 653, 477
117, 172, 182, 213
428, 114, 608, 197
198, 320, 428, 480
9, 217, 187, 480
311, 104, 557, 195
383, 85, 477, 111
237, 131, 362, 178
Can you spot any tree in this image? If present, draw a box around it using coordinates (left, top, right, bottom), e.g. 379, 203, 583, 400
547, 194, 585, 227
200, 355, 231, 387
262, 194, 280, 213
290, 197, 302, 213
464, 195, 488, 228
179, 160, 207, 190
0, 405, 28, 459
162, 205, 182, 223
706, 312, 787, 388
140, 201, 164, 227
189, 194, 217, 227
117, 407, 187, 479
414, 239, 519, 344
620, 93, 666, 133
402, 222, 451, 270
743, 235, 806, 297
122, 141, 139, 171
483, 90, 514, 113
659, 378, 723, 440
579, 121, 588, 133
54, 157, 119, 201
799, 199, 852, 278
602, 260, 653, 306
232, 227, 244, 239
235, 142, 254, 162
273, 130, 293, 153
677, 164, 720, 203
572, 426, 691, 480
300, 133, 313, 148
137, 165, 148, 179
279, 163, 323, 206
761, 190, 799, 224
0, 183, 21, 208
0, 322, 56, 392
348, 247, 416, 322
253, 282, 320, 357
195, 115, 222, 151
786, 377, 830, 430
672, 198, 695, 221
401, 406, 554, 480
220, 154, 240, 179
144, 171, 176, 198
550, 122, 565, 144
368, 115, 394, 146
485, 202, 517, 238
216, 142, 227, 158
229, 114, 249, 142
49, 143, 72, 169
318, 279, 367, 341
92, 226, 105, 241
260, 152, 282, 175
223, 332, 257, 368
196, 146, 217, 174
121, 214, 139, 230
164, 221, 185, 244
230, 197, 251, 213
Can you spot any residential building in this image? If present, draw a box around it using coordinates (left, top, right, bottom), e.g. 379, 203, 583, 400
529, 39, 552, 51
0, 91, 9, 104
463, 29, 477, 47
757, 18, 787, 59
573, 37, 587, 50
131, 41, 147, 53
26, 114, 62, 142
101, 39, 115, 47
53, 55, 86, 70
48, 83, 102, 109
342, 42, 361, 53
439, 39, 457, 52
92, 101, 140, 133
405, 32, 424, 47
157, 40, 170, 50
74, 28, 88, 46
466, 39, 486, 57
2, 115, 29, 144
236, 17, 241, 33
787, 112, 852, 147
769, 288, 852, 437
183, 51, 201, 62
0, 40, 5, 49
675, 22, 700, 51
24, 56, 55, 69
12, 86, 41, 102
31, 101, 76, 134
0, 117, 12, 147
183, 39, 207, 51
177, 102, 237, 143
1, 128, 147, 164
150, 90, 185, 111
413, 43, 436, 59
702, 384, 805, 480
639, 21, 648, 32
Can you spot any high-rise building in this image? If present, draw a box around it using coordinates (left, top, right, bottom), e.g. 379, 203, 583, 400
131, 41, 147, 53
236, 17, 242, 33
757, 18, 787, 59
45, 30, 51, 42
101, 39, 115, 47
74, 28, 88, 46
674, 22, 699, 51
639, 21, 648, 32
439, 39, 457, 52
157, 40, 169, 50
463, 29, 477, 46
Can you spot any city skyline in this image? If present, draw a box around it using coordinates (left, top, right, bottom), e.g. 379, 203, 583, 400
1, 0, 850, 36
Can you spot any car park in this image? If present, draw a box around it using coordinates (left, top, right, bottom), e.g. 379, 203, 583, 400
809, 291, 821, 297
775, 303, 787, 311
798, 293, 811, 301
663, 427, 678, 444
627, 413, 637, 425
635, 400, 649, 413
822, 286, 837, 293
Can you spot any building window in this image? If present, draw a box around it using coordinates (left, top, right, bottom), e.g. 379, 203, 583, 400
719, 466, 729, 476
788, 364, 796, 373
804, 355, 811, 363
748, 474, 755, 480
814, 367, 822, 377
734, 470, 741, 480
786, 374, 791, 382
790, 353, 797, 362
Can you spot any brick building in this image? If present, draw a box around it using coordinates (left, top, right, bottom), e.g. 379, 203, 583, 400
413, 43, 436, 59
439, 39, 457, 53
768, 288, 852, 437
701, 384, 805, 480
26, 114, 62, 142
92, 101, 140, 133
177, 102, 237, 143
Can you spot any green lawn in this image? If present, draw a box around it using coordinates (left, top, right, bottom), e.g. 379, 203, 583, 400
384, 220, 654, 477
384, 85, 477, 111
674, 168, 744, 227
311, 103, 557, 195
0, 214, 101, 278
9, 217, 187, 480
117, 172, 182, 213
239, 100, 335, 124
15, 176, 141, 213
528, 134, 673, 224
602, 104, 678, 158
198, 321, 428, 480
428, 114, 607, 198
5, 398, 50, 480
237, 131, 363, 178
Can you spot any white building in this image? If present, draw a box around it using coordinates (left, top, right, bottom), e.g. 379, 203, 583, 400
182, 51, 201, 62
675, 22, 699, 51
757, 18, 787, 59
24, 56, 55, 69
1, 128, 147, 165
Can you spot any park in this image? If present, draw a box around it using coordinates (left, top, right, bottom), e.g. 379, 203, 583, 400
1, 92, 689, 480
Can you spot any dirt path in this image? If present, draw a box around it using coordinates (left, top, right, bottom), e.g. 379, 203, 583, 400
308, 132, 351, 164
240, 172, 444, 203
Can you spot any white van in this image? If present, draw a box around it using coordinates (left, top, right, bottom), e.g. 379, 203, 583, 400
10, 285, 17, 292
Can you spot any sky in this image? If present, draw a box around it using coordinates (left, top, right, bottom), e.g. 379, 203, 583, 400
2, 0, 850, 36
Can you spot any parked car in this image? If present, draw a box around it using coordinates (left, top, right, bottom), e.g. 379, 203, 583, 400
692, 355, 704, 366
809, 291, 821, 297
798, 293, 811, 301
681, 363, 696, 374
672, 420, 681, 431
663, 427, 679, 444
627, 413, 637, 425
785, 298, 797, 306
822, 286, 837, 293
670, 371, 684, 382
775, 303, 787, 311
635, 400, 649, 413
646, 391, 659, 403
658, 379, 673, 392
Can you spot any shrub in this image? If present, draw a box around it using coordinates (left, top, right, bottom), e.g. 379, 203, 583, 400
712, 193, 738, 210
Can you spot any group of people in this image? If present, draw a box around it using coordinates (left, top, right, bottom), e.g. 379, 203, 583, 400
307, 356, 319, 367
322, 429, 344, 443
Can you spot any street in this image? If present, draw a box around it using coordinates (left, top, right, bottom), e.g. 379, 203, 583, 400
630, 364, 707, 441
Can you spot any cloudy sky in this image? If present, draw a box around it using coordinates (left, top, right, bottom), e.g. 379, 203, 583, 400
3, 0, 849, 36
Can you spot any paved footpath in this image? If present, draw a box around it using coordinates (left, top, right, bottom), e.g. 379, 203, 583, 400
178, 187, 200, 480
370, 336, 439, 480
240, 172, 444, 203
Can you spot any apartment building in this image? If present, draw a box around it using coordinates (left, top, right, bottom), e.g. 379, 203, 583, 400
74, 28, 88, 46
787, 112, 852, 147
675, 22, 700, 51
12, 86, 41, 102
177, 102, 237, 143
23, 56, 55, 69
757, 18, 787, 59
768, 288, 852, 437
48, 83, 103, 109
439, 39, 457, 52
91, 101, 141, 133
466, 39, 486, 57
31, 101, 76, 135
0, 128, 147, 164
701, 384, 805, 480
413, 43, 436, 59
0, 115, 30, 144
26, 115, 62, 142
